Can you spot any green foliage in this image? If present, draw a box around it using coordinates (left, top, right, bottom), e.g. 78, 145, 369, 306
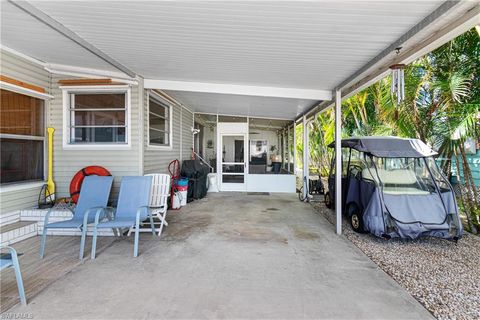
305, 28, 480, 232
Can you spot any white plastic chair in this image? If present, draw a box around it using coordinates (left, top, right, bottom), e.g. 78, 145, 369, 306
145, 173, 171, 237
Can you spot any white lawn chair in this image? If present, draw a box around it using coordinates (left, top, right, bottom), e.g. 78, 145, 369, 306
143, 173, 171, 237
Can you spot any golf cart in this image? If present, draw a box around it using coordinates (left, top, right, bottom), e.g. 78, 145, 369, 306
325, 137, 462, 240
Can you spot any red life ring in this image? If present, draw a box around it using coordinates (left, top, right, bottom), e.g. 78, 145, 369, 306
69, 166, 111, 203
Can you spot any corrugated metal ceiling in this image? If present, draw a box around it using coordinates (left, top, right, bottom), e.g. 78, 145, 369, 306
0, 1, 117, 72
2, 0, 468, 119
24, 0, 445, 90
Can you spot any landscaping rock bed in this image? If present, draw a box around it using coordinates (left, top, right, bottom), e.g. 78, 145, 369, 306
313, 202, 480, 320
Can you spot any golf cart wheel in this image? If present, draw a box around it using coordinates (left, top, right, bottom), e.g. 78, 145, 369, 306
347, 203, 366, 233
324, 192, 333, 209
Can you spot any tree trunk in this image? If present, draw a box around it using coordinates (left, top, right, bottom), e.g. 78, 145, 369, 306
440, 150, 452, 179
459, 142, 479, 204
454, 148, 477, 233
458, 142, 479, 230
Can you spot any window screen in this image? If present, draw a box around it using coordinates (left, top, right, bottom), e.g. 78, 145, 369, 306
69, 92, 127, 144
149, 94, 170, 146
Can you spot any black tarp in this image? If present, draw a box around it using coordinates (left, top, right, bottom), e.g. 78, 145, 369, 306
181, 160, 209, 202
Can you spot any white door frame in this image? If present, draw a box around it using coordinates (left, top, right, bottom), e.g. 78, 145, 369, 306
217, 122, 249, 191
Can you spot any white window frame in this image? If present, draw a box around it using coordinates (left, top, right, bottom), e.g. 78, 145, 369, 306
61, 85, 131, 150
147, 90, 173, 150
0, 84, 49, 188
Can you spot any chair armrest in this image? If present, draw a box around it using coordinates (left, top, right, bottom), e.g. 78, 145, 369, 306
43, 207, 56, 228
0, 246, 18, 265
0, 245, 16, 254
83, 207, 106, 226
92, 207, 108, 226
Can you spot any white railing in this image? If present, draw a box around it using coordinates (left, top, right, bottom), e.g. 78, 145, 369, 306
193, 151, 214, 173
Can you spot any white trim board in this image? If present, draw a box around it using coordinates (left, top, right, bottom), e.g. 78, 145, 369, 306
145, 79, 332, 100
246, 174, 296, 193
0, 81, 53, 100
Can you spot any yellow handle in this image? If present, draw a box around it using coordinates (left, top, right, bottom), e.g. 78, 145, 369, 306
46, 127, 55, 200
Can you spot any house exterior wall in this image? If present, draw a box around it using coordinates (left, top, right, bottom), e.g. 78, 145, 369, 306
49, 76, 142, 201
0, 50, 51, 216
182, 108, 194, 160
143, 90, 193, 175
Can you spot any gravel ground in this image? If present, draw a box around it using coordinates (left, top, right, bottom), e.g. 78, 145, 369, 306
312, 201, 480, 320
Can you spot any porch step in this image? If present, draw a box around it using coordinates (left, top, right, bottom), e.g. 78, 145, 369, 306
20, 208, 114, 236
0, 221, 37, 246
0, 211, 21, 228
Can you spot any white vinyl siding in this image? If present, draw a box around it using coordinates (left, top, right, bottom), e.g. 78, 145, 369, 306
182, 109, 193, 160
0, 49, 50, 215
50, 76, 141, 201
143, 90, 193, 174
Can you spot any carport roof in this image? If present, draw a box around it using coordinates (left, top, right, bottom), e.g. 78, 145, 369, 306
1, 1, 478, 119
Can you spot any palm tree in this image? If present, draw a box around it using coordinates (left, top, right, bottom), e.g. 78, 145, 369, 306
305, 27, 480, 233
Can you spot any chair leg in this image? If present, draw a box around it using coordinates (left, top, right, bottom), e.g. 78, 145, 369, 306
11, 250, 26, 305
39, 225, 48, 258
79, 225, 88, 260
149, 213, 156, 235
156, 210, 168, 227
134, 220, 140, 257
91, 226, 98, 260
158, 211, 167, 237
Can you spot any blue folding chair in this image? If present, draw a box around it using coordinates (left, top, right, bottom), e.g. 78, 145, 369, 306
1, 246, 26, 305
90, 176, 153, 259
40, 176, 114, 259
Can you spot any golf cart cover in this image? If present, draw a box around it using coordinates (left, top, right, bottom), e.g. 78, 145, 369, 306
329, 137, 437, 158
346, 178, 459, 239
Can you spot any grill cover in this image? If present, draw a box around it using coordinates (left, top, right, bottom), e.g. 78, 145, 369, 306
181, 160, 210, 202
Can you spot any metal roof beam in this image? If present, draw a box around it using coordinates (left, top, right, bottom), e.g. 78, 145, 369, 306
144, 79, 331, 100
9, 0, 136, 78
336, 0, 461, 90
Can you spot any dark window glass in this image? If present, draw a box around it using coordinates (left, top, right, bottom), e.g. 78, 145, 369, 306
74, 93, 125, 109
149, 129, 168, 145
70, 92, 127, 144
149, 95, 170, 146
74, 111, 126, 126
73, 127, 126, 143
222, 175, 244, 183
1, 138, 43, 183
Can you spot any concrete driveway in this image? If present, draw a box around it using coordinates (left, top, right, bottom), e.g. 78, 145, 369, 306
8, 193, 432, 319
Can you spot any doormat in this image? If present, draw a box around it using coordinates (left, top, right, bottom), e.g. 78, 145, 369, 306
247, 192, 270, 196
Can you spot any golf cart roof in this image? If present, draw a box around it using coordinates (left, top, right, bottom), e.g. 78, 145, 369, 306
328, 136, 437, 158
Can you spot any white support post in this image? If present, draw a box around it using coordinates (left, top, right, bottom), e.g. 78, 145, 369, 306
302, 115, 309, 201
287, 126, 290, 172
293, 122, 297, 176
335, 89, 342, 235
282, 129, 285, 170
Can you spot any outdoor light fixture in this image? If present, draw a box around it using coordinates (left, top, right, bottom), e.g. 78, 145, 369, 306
390, 47, 406, 105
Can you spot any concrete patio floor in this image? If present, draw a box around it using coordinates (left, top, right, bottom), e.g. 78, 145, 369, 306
8, 193, 432, 319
